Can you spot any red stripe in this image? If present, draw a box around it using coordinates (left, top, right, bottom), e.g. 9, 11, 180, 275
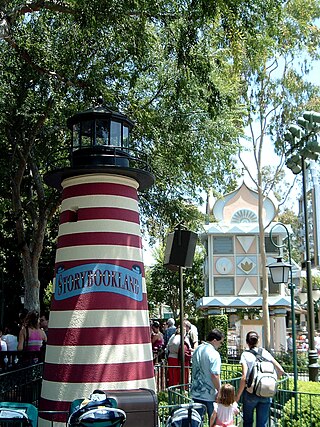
39, 405, 69, 422
50, 290, 148, 311
54, 260, 145, 276
57, 232, 142, 249
47, 326, 151, 346
43, 361, 154, 383
62, 183, 138, 200
39, 398, 71, 413
60, 208, 140, 224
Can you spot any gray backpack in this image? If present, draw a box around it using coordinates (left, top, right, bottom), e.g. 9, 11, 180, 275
246, 348, 278, 397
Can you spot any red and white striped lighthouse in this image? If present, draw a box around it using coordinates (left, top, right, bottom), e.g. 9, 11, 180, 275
39, 102, 155, 426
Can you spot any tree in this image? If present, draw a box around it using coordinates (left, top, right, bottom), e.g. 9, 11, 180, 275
0, 0, 312, 313
146, 245, 204, 319
238, 0, 320, 348
277, 208, 301, 264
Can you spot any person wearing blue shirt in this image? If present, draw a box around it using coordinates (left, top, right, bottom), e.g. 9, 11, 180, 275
190, 329, 224, 418
163, 318, 177, 348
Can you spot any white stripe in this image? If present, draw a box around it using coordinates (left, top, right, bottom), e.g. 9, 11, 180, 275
49, 309, 150, 328
58, 220, 142, 236
62, 174, 138, 189
45, 343, 153, 364
40, 377, 156, 402
55, 245, 143, 263
61, 194, 139, 212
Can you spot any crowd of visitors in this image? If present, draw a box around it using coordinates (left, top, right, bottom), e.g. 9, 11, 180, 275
2, 310, 285, 427
150, 316, 199, 387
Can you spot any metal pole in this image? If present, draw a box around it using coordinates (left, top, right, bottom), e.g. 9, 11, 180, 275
179, 265, 185, 388
270, 224, 298, 397
284, 227, 298, 414
302, 157, 319, 381
176, 224, 185, 389
287, 233, 298, 397
310, 162, 320, 267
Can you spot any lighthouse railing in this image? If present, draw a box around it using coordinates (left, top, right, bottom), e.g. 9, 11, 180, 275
43, 145, 153, 174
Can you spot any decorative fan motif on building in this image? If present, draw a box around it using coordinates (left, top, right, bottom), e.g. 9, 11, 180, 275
231, 209, 258, 223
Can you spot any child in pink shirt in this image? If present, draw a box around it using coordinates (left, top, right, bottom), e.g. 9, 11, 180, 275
210, 384, 239, 427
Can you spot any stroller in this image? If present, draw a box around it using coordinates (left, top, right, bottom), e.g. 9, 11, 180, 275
166, 403, 206, 427
0, 402, 38, 427
68, 390, 126, 427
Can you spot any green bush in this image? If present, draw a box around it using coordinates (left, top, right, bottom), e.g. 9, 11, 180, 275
282, 381, 320, 426
276, 352, 309, 370
158, 390, 169, 406
207, 315, 228, 362
196, 317, 206, 343
221, 363, 242, 380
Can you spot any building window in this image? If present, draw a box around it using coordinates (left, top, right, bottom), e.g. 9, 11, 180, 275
258, 236, 280, 254
212, 237, 233, 254
214, 277, 235, 295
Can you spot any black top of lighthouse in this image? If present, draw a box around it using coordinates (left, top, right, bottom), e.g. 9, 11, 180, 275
66, 97, 134, 149
44, 99, 154, 191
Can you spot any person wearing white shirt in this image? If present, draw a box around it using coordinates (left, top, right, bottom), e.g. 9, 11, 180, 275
2, 324, 18, 351
0, 327, 8, 351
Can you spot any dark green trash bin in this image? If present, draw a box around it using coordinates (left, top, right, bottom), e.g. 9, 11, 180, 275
106, 389, 158, 427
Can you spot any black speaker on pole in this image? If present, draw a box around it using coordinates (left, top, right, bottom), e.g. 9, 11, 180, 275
164, 229, 198, 271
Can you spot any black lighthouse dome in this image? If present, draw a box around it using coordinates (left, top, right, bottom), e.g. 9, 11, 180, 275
44, 99, 154, 191
67, 99, 134, 169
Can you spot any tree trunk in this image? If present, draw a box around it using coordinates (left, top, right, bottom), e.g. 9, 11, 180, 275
258, 184, 271, 349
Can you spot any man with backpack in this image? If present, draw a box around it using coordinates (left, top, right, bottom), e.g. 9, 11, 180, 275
236, 331, 285, 427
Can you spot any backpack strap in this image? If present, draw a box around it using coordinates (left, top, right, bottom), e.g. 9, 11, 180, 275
246, 347, 270, 362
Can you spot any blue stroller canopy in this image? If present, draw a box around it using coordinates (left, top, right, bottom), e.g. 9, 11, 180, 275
166, 403, 206, 427
0, 402, 38, 427
68, 391, 126, 427
73, 407, 126, 427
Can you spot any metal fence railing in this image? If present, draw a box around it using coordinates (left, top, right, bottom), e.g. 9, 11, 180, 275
0, 351, 44, 373
2, 358, 320, 427
0, 363, 43, 405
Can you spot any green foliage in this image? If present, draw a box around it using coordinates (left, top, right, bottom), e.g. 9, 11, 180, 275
157, 390, 170, 420
301, 275, 320, 290
221, 363, 242, 381
157, 390, 169, 407
276, 351, 309, 371
195, 317, 207, 343
1, 0, 320, 314
0, 0, 251, 312
277, 209, 301, 264
206, 314, 228, 363
43, 281, 53, 312
146, 247, 205, 318
282, 381, 320, 426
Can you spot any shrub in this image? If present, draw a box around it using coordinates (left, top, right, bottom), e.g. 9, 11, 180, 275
282, 381, 320, 426
207, 315, 228, 362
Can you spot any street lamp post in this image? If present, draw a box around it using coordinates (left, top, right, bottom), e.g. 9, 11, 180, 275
268, 223, 298, 397
301, 157, 319, 382
285, 111, 320, 382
